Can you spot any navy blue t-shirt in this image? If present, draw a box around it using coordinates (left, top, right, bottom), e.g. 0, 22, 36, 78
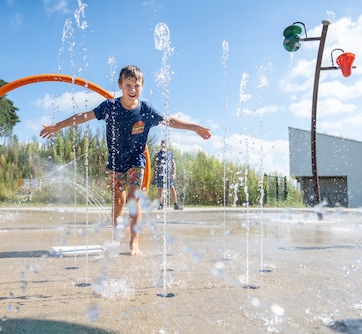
94, 98, 163, 173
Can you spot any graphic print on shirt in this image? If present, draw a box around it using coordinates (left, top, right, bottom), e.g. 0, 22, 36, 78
132, 120, 145, 134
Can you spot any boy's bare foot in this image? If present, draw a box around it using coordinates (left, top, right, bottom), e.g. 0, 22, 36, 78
130, 238, 143, 256
130, 248, 143, 256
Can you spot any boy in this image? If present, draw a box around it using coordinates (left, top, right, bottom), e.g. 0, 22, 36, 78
40, 65, 211, 256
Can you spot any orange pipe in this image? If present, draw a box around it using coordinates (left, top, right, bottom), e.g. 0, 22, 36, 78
0, 74, 151, 191
0, 73, 114, 99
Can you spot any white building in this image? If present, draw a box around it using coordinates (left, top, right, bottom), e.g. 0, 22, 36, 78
289, 127, 362, 208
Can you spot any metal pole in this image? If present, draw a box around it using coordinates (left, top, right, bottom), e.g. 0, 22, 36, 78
264, 174, 268, 204
311, 20, 330, 220
284, 176, 288, 201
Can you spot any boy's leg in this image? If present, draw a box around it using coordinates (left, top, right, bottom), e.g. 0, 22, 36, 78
126, 167, 145, 256
113, 190, 126, 225
108, 171, 126, 241
127, 183, 142, 256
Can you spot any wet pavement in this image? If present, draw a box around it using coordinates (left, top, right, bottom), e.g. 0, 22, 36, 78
0, 206, 361, 333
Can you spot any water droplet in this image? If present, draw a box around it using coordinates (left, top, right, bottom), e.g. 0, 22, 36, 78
251, 297, 262, 308
271, 304, 285, 316
87, 304, 99, 322
116, 216, 123, 225
127, 199, 137, 215
181, 245, 190, 253
78, 228, 87, 237
20, 281, 27, 291
154, 23, 171, 51
215, 261, 225, 269
211, 268, 223, 277
238, 274, 246, 284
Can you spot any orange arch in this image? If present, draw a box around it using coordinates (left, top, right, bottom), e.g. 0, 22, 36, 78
0, 74, 151, 192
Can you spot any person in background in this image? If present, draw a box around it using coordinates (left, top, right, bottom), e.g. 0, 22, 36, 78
40, 65, 211, 256
152, 140, 183, 210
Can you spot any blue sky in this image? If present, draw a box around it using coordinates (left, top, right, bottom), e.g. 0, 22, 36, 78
1, 0, 362, 176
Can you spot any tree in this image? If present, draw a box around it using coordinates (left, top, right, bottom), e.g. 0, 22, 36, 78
0, 79, 20, 145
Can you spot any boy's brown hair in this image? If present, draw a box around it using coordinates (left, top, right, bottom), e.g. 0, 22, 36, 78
118, 65, 144, 86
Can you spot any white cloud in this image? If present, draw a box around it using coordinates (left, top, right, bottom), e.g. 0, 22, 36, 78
279, 59, 315, 99
324, 16, 362, 52
34, 91, 105, 115
317, 98, 356, 117
169, 111, 200, 125
289, 97, 357, 119
289, 99, 312, 117
43, 0, 71, 16
319, 115, 362, 140
254, 105, 278, 116
220, 134, 289, 176
205, 118, 220, 130
168, 131, 290, 176
320, 79, 362, 100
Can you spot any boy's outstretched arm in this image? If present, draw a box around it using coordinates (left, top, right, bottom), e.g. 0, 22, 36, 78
163, 117, 211, 140
40, 110, 96, 139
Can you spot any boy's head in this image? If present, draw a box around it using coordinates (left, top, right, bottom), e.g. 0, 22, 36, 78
118, 65, 144, 86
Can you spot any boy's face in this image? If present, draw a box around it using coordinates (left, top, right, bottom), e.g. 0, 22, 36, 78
120, 76, 143, 102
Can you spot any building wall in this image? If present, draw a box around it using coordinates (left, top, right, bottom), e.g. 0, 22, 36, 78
301, 176, 348, 207
289, 127, 362, 208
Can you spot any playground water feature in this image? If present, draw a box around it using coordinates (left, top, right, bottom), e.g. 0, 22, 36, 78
0, 3, 361, 333
0, 206, 361, 333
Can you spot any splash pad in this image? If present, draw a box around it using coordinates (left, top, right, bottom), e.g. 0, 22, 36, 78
0, 207, 361, 333
1, 7, 361, 332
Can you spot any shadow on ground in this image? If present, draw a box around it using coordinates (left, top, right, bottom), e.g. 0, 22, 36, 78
0, 318, 114, 334
0, 250, 102, 259
0, 250, 50, 258
279, 245, 360, 251
329, 319, 362, 334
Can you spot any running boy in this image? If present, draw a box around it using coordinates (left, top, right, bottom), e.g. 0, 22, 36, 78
40, 65, 211, 256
